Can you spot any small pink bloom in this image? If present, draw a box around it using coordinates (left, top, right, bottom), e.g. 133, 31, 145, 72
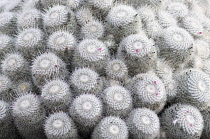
155, 93, 159, 96
190, 124, 193, 127
98, 48, 102, 51
153, 81, 157, 84
198, 32, 202, 34
136, 49, 139, 52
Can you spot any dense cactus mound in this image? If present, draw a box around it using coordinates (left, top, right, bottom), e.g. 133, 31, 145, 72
0, 0, 210, 138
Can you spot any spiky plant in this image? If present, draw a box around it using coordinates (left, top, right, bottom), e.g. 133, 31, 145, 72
92, 116, 128, 139
80, 20, 104, 39
69, 94, 103, 136
105, 59, 128, 82
126, 108, 160, 139
70, 67, 103, 95
31, 52, 68, 88
157, 10, 177, 28
75, 6, 95, 26
43, 5, 77, 34
12, 93, 46, 139
15, 28, 45, 59
155, 59, 173, 80
0, 34, 14, 60
17, 9, 43, 31
1, 52, 30, 81
117, 33, 157, 76
41, 79, 72, 112
157, 26, 194, 68
101, 86, 133, 118
44, 112, 79, 139
176, 69, 210, 110
128, 73, 167, 113
160, 103, 204, 139
137, 5, 155, 23
0, 74, 14, 102
0, 100, 18, 139
73, 39, 109, 74
106, 5, 142, 40
180, 14, 204, 38
165, 2, 189, 19
0, 12, 17, 36
47, 30, 76, 65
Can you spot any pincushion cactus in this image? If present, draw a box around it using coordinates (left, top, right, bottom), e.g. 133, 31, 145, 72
73, 39, 110, 74
0, 0, 210, 138
17, 9, 43, 31
160, 103, 204, 139
43, 5, 77, 34
69, 94, 103, 136
176, 69, 210, 110
101, 85, 133, 118
126, 108, 160, 139
157, 26, 194, 68
0, 100, 18, 139
31, 52, 68, 88
1, 52, 30, 81
0, 74, 15, 102
12, 93, 46, 139
15, 28, 45, 59
41, 79, 72, 112
117, 33, 157, 76
0, 12, 17, 35
70, 67, 103, 95
92, 116, 128, 139
129, 73, 167, 113
44, 112, 79, 139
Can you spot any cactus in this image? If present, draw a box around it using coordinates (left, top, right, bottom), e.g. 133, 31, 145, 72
80, 20, 104, 39
155, 59, 173, 80
137, 6, 155, 23
157, 10, 177, 28
0, 34, 14, 60
43, 5, 77, 34
176, 69, 210, 110
31, 52, 68, 88
165, 2, 189, 19
75, 6, 95, 26
17, 9, 43, 31
12, 93, 46, 139
129, 73, 167, 113
0, 100, 18, 139
117, 33, 157, 76
47, 30, 76, 65
157, 26, 194, 68
0, 74, 15, 102
106, 5, 142, 40
160, 103, 204, 139
70, 67, 103, 95
0, 12, 17, 36
1, 52, 30, 81
92, 116, 128, 139
101, 86, 132, 118
126, 108, 160, 139
41, 79, 72, 112
201, 110, 210, 138
44, 112, 79, 139
180, 14, 204, 38
105, 59, 128, 82
15, 28, 45, 59
69, 94, 103, 136
144, 20, 162, 40
73, 39, 109, 74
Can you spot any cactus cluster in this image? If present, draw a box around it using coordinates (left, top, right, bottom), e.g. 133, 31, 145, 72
1, 0, 210, 138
